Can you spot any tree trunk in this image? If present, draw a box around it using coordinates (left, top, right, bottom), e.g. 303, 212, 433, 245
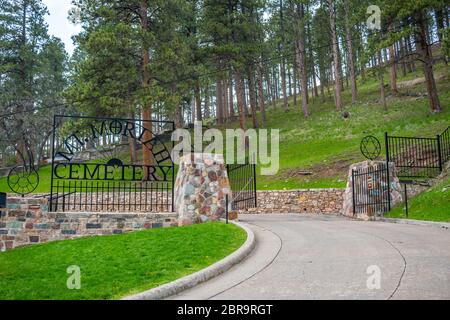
360, 50, 366, 81
400, 37, 407, 76
280, 59, 289, 111
243, 79, 249, 116
257, 61, 267, 126
288, 65, 293, 97
377, 51, 388, 112
190, 98, 195, 124
128, 110, 137, 164
247, 67, 259, 128
274, 66, 279, 100
328, 0, 343, 111
195, 80, 202, 122
293, 54, 298, 106
229, 69, 235, 119
415, 10, 441, 113
388, 22, 398, 94
435, 9, 447, 64
216, 79, 224, 124
292, 3, 309, 117
326, 68, 332, 97
223, 77, 229, 122
174, 105, 183, 129
389, 42, 398, 94
318, 60, 326, 101
408, 35, 416, 72
267, 70, 276, 109
140, 0, 153, 174
234, 70, 247, 131
344, 0, 357, 103
204, 86, 210, 118
279, 0, 289, 112
306, 15, 318, 99
312, 67, 318, 98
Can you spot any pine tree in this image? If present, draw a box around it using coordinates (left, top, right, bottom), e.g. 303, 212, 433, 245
0, 0, 67, 166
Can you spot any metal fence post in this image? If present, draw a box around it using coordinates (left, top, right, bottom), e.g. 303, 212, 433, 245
171, 122, 176, 212
253, 163, 257, 208
384, 132, 390, 164
404, 183, 409, 218
384, 133, 391, 211
437, 134, 443, 173
351, 169, 356, 216
225, 194, 229, 224
49, 115, 57, 212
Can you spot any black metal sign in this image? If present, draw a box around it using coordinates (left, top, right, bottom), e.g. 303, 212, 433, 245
49, 115, 175, 212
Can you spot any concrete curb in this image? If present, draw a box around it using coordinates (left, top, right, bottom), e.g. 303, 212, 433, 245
379, 217, 450, 230
121, 220, 256, 300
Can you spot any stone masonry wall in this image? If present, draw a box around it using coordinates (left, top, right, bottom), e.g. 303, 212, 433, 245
0, 197, 178, 251
175, 153, 231, 226
243, 189, 345, 214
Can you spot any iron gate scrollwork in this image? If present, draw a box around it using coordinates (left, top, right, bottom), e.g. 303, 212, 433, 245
49, 115, 175, 212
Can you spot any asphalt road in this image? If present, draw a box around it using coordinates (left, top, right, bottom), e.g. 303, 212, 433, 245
170, 214, 450, 300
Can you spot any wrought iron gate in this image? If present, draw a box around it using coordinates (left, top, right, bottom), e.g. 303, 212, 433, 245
385, 126, 449, 179
351, 163, 391, 216
227, 162, 257, 210
49, 115, 174, 212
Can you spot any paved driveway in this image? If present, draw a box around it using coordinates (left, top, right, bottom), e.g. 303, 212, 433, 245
170, 214, 450, 300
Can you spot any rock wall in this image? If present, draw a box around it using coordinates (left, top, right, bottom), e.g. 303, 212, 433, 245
0, 197, 178, 251
243, 189, 345, 214
174, 153, 231, 226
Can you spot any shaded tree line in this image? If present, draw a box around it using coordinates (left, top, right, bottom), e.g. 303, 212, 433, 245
1, 0, 448, 167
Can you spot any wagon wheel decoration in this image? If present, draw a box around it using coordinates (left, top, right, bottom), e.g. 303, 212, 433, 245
360, 136, 381, 161
7, 166, 40, 196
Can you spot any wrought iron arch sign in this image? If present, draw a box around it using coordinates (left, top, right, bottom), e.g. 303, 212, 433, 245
49, 115, 175, 213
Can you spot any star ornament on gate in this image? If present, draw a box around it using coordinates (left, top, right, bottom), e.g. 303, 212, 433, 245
360, 136, 381, 161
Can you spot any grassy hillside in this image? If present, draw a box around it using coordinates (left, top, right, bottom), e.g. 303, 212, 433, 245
0, 62, 449, 194
248, 62, 450, 190
386, 176, 450, 222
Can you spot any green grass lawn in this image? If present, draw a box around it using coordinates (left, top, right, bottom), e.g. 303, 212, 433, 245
0, 222, 246, 300
386, 177, 450, 222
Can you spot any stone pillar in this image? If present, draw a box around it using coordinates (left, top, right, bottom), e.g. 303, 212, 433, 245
174, 153, 232, 226
342, 161, 403, 220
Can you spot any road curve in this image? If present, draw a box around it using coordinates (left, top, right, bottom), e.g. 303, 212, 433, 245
169, 214, 450, 300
